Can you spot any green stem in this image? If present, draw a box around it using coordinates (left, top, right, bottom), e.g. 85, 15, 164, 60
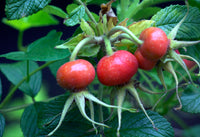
139, 70, 157, 92
70, 37, 95, 61
107, 26, 143, 46
128, 0, 176, 20
0, 61, 56, 109
110, 33, 135, 45
98, 85, 104, 135
18, 31, 26, 51
0, 103, 31, 113
76, 0, 97, 25
104, 36, 113, 56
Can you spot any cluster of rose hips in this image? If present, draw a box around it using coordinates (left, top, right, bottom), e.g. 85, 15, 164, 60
50, 27, 172, 137
49, 22, 200, 136
56, 27, 169, 91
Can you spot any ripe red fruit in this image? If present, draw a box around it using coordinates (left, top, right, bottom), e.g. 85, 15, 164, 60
134, 49, 157, 70
175, 50, 196, 69
56, 59, 95, 91
97, 50, 138, 86
139, 27, 169, 61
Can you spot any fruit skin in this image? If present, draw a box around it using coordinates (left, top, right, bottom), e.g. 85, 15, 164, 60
56, 59, 95, 91
97, 50, 138, 86
175, 50, 196, 69
139, 27, 169, 61
134, 49, 157, 70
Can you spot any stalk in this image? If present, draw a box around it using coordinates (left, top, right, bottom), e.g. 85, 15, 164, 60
0, 61, 56, 109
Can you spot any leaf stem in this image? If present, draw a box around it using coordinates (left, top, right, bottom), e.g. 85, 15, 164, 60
0, 61, 56, 109
76, 0, 97, 25
0, 103, 31, 113
107, 26, 143, 46
17, 31, 26, 51
70, 37, 96, 61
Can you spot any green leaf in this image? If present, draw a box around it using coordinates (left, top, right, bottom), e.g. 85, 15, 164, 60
0, 30, 70, 61
2, 10, 58, 31
56, 33, 84, 50
0, 113, 5, 137
189, 0, 200, 9
128, 20, 155, 37
80, 19, 95, 36
56, 33, 100, 57
151, 5, 200, 40
117, 0, 139, 22
0, 61, 41, 97
48, 57, 69, 77
133, 7, 161, 21
66, 4, 79, 15
64, 5, 85, 26
181, 85, 200, 113
5, 0, 51, 20
105, 111, 174, 137
79, 44, 100, 57
43, 5, 68, 19
20, 105, 39, 137
0, 78, 2, 101
0, 51, 26, 61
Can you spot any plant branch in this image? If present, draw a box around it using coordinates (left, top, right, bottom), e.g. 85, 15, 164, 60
70, 37, 96, 61
0, 103, 31, 113
0, 61, 56, 109
76, 0, 97, 25
17, 31, 26, 51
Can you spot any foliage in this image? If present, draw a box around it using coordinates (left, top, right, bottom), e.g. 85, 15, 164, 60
0, 0, 200, 137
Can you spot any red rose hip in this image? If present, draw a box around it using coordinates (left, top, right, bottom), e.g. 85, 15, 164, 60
134, 49, 157, 70
56, 59, 95, 91
97, 50, 138, 86
139, 27, 169, 61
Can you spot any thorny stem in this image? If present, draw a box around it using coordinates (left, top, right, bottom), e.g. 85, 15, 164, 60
0, 61, 56, 109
